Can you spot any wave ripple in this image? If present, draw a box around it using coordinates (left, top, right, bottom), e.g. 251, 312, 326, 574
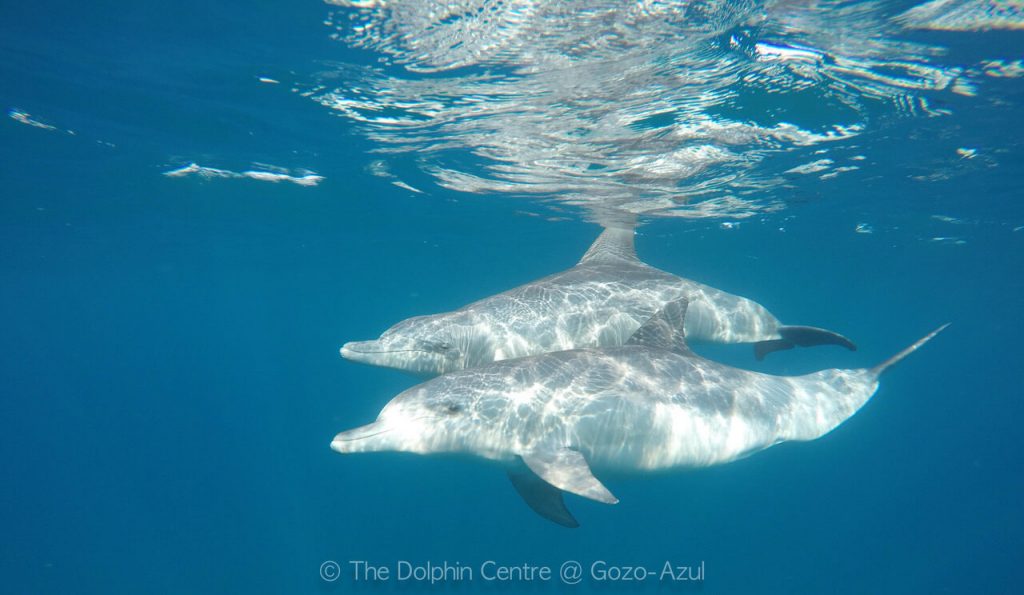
314, 0, 1003, 221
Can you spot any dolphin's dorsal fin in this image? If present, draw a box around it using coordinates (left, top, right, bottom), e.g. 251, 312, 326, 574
507, 467, 579, 528
578, 227, 638, 264
626, 298, 691, 354
521, 448, 618, 504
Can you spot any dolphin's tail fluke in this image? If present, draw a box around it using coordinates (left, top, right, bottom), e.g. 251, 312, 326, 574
870, 323, 950, 377
754, 325, 857, 360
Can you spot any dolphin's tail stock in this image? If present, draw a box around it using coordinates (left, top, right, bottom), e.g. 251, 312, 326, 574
754, 325, 858, 360
589, 207, 637, 235
869, 323, 950, 377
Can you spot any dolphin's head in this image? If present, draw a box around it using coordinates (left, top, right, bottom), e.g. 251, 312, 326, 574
330, 380, 503, 457
340, 314, 468, 376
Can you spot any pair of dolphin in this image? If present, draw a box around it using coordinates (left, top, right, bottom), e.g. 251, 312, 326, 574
333, 228, 944, 527
340, 227, 856, 376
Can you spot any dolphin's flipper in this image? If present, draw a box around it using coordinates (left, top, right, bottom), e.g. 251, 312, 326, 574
753, 325, 857, 360
507, 466, 579, 528
521, 448, 618, 504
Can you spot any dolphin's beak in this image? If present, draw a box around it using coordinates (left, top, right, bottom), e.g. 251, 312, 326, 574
340, 340, 380, 363
330, 421, 392, 454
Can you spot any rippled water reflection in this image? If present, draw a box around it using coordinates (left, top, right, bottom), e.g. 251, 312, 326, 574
311, 0, 1021, 222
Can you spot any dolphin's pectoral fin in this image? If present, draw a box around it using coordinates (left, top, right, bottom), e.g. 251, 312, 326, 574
754, 326, 857, 360
507, 466, 579, 528
521, 448, 618, 504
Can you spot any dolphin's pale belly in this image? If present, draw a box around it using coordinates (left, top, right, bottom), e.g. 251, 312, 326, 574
580, 403, 779, 470
583, 367, 876, 470
568, 364, 793, 470
462, 262, 781, 366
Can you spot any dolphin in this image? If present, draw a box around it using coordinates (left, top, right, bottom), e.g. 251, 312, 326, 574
332, 298, 946, 527
340, 227, 855, 376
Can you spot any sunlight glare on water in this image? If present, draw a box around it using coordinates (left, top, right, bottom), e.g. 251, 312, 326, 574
311, 0, 1020, 225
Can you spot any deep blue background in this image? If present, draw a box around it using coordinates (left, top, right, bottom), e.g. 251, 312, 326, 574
2, 1, 1022, 593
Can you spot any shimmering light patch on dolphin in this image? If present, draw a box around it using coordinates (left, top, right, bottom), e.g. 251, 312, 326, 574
508, 383, 544, 406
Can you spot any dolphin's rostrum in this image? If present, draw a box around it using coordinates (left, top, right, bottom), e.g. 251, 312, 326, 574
332, 298, 946, 527
340, 227, 856, 376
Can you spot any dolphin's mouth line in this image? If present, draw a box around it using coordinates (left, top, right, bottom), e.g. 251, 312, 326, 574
334, 415, 441, 442
334, 427, 394, 442
344, 348, 437, 355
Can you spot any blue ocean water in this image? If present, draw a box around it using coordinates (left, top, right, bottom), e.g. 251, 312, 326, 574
2, 0, 1022, 593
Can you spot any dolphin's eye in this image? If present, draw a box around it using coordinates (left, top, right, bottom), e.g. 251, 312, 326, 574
419, 340, 454, 353
442, 402, 462, 415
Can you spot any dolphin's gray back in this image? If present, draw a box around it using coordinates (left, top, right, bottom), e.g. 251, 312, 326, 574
455, 258, 781, 367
